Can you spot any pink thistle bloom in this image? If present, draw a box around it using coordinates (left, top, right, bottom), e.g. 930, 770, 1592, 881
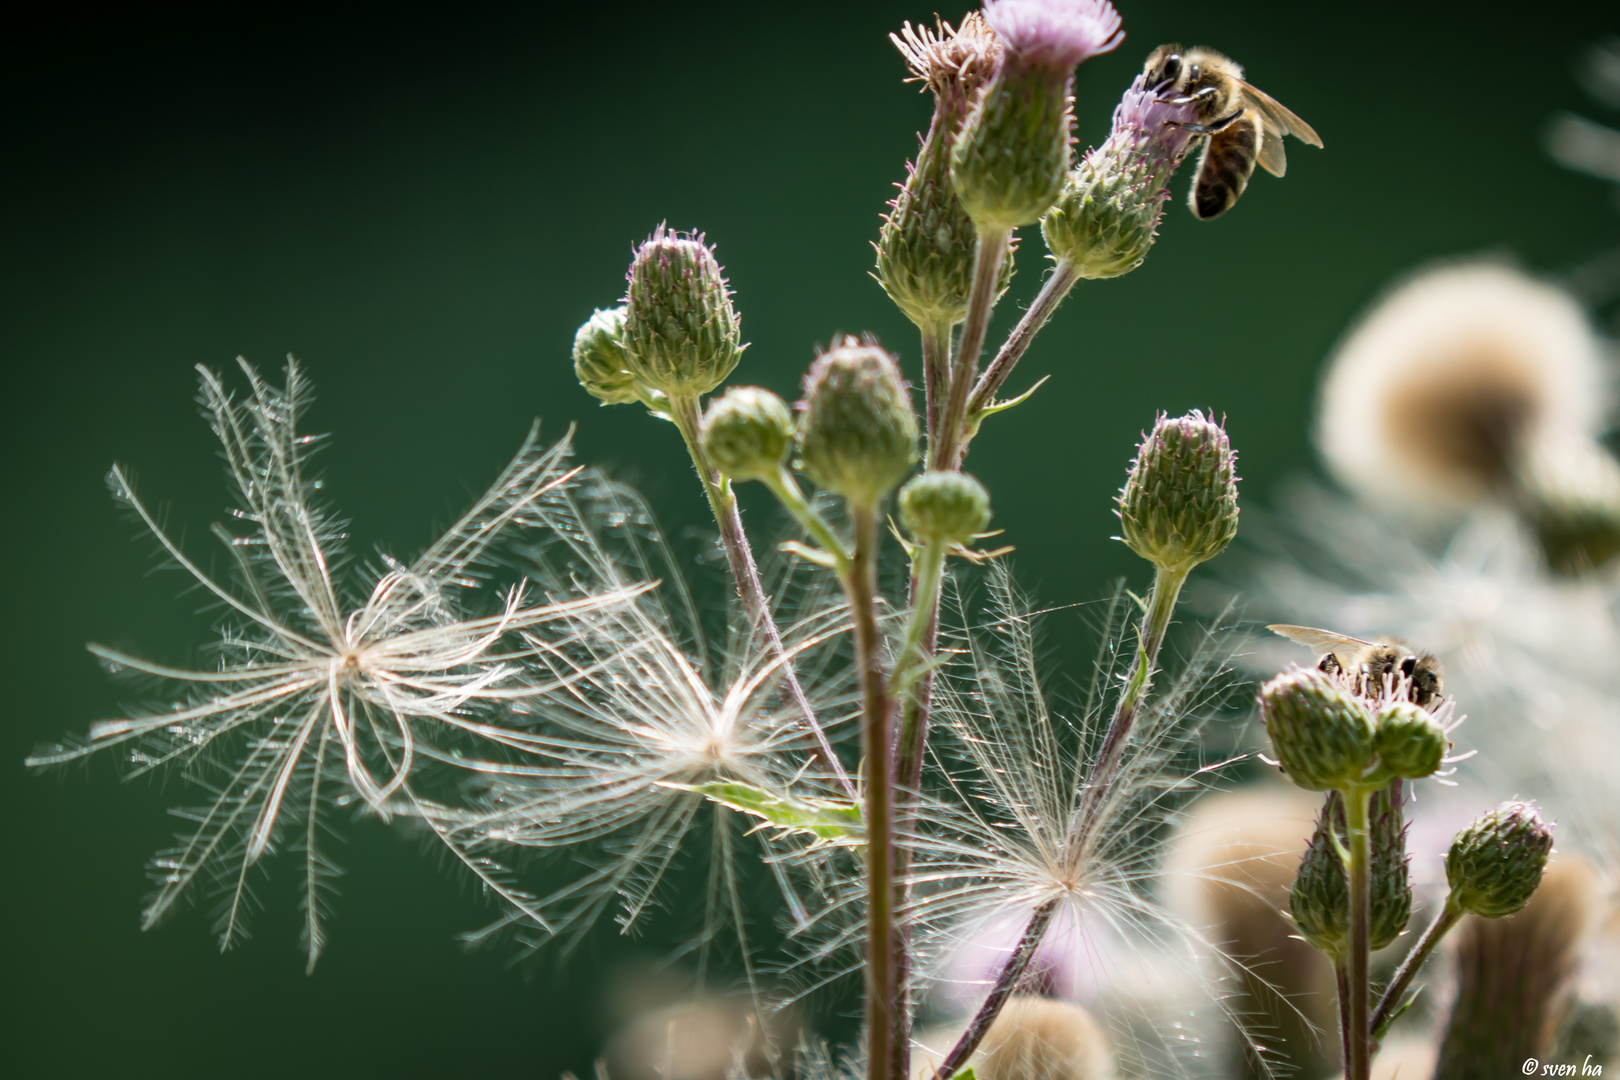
982, 0, 1124, 70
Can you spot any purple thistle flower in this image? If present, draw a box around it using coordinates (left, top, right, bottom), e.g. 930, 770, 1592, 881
1105, 73, 1201, 167
981, 0, 1124, 70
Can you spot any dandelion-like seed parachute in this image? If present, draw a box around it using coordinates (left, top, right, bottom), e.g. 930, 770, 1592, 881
28, 359, 646, 969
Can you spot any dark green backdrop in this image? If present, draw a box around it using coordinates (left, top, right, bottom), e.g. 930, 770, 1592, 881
4, 1, 1615, 1076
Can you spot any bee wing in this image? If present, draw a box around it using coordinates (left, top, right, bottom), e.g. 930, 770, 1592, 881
1241, 82, 1323, 148
1256, 127, 1288, 177
1267, 624, 1380, 651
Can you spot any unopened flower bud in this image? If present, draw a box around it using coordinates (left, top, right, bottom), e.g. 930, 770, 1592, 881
1116, 410, 1240, 571
900, 470, 991, 547
795, 337, 919, 505
878, 15, 1012, 329
700, 387, 794, 482
1259, 667, 1375, 792
621, 226, 743, 398
1372, 700, 1449, 781
1290, 784, 1412, 958
1447, 801, 1554, 919
951, 0, 1124, 230
573, 306, 639, 405
1041, 75, 1199, 279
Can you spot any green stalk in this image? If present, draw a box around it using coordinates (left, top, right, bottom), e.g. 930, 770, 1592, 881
668, 394, 855, 799
1371, 897, 1465, 1039
1344, 784, 1374, 1080
920, 320, 953, 455
932, 225, 1012, 471
962, 258, 1080, 448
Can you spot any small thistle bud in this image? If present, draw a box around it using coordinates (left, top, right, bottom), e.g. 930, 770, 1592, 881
1372, 700, 1449, 780
700, 387, 795, 482
795, 337, 919, 506
1290, 784, 1412, 958
1446, 801, 1554, 919
1041, 75, 1200, 279
621, 225, 743, 398
1116, 410, 1240, 571
1258, 667, 1375, 792
900, 470, 991, 547
572, 306, 639, 405
878, 15, 1012, 329
951, 0, 1124, 230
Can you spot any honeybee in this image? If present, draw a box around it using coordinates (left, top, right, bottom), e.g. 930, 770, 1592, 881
1268, 624, 1445, 708
1143, 45, 1323, 220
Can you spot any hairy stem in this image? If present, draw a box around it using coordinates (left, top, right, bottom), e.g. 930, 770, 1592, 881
1336, 959, 1352, 1073
1371, 897, 1465, 1039
921, 319, 953, 455
1345, 785, 1373, 1080
845, 502, 898, 1080
669, 395, 856, 799
933, 225, 1012, 470
963, 258, 1080, 441
930, 900, 1060, 1080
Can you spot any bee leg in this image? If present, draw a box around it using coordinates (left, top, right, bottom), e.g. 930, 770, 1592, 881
1170, 109, 1244, 135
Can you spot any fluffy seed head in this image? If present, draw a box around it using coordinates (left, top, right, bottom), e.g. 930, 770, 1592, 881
1446, 800, 1555, 918
974, 996, 1114, 1080
1258, 667, 1376, 792
700, 386, 794, 482
1042, 75, 1200, 278
621, 225, 743, 398
1372, 699, 1449, 780
981, 0, 1124, 69
573, 306, 639, 405
1117, 410, 1240, 571
900, 470, 992, 547
795, 337, 918, 505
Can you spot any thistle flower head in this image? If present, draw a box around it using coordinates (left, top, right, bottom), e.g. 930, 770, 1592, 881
891, 13, 1003, 115
900, 470, 992, 548
1258, 667, 1376, 792
795, 336, 918, 506
572, 305, 639, 405
1289, 784, 1412, 958
981, 0, 1124, 70
701, 385, 795, 482
1041, 75, 1200, 278
621, 225, 743, 398
1446, 800, 1555, 918
1116, 410, 1240, 572
26, 360, 641, 968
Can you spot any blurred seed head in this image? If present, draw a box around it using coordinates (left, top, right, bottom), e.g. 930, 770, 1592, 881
974, 996, 1115, 1080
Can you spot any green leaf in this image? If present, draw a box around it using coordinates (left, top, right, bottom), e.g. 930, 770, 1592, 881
679, 781, 864, 844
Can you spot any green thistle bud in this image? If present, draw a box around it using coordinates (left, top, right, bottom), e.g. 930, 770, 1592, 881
1040, 76, 1199, 279
1447, 801, 1554, 919
572, 306, 639, 405
878, 15, 1012, 329
1290, 784, 1412, 958
1372, 700, 1449, 781
900, 470, 991, 547
1258, 667, 1375, 792
949, 0, 1124, 230
621, 225, 743, 398
795, 337, 919, 506
700, 386, 794, 482
1116, 410, 1240, 572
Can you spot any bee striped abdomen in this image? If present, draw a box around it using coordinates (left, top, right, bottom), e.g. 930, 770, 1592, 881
1191, 112, 1262, 219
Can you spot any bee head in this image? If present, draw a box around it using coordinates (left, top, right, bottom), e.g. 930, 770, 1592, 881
1144, 44, 1186, 93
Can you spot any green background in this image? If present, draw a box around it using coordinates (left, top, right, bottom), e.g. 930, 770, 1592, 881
3, 1, 1615, 1076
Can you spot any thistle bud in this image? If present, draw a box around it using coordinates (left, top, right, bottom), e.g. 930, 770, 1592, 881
795, 337, 919, 506
1290, 784, 1412, 958
900, 470, 991, 547
700, 387, 795, 482
1258, 667, 1375, 792
1041, 75, 1200, 279
1116, 410, 1240, 572
621, 225, 743, 398
1372, 700, 1449, 781
1446, 801, 1554, 919
951, 0, 1124, 230
878, 15, 1013, 329
572, 306, 639, 405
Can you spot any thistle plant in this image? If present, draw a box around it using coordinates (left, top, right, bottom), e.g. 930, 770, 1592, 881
32, 4, 1384, 1077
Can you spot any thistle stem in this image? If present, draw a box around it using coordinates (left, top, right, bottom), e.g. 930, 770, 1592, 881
844, 502, 898, 1080
1371, 897, 1464, 1039
1335, 959, 1352, 1073
933, 225, 1012, 470
669, 395, 856, 799
761, 468, 852, 570
964, 258, 1080, 439
930, 900, 1059, 1080
1344, 784, 1373, 1080
921, 320, 953, 454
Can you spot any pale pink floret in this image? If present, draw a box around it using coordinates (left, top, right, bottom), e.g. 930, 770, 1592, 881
981, 0, 1124, 69
1109, 73, 1200, 164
